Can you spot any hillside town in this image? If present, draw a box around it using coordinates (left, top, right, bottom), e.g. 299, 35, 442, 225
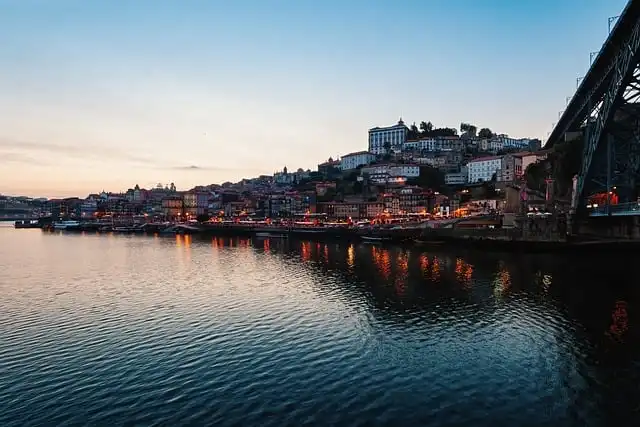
1, 119, 547, 223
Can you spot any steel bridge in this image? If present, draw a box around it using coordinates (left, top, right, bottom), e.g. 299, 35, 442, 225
545, 0, 640, 218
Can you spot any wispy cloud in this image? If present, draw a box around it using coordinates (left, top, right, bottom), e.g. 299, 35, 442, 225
168, 164, 266, 173
0, 137, 158, 165
1, 151, 49, 166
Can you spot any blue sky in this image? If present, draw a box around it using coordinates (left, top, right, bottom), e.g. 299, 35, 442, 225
0, 0, 629, 197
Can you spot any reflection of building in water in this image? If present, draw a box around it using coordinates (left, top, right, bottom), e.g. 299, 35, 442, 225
301, 241, 311, 261
493, 262, 511, 299
608, 300, 628, 341
419, 254, 429, 274
431, 257, 441, 281
395, 251, 409, 296
371, 246, 392, 279
347, 244, 355, 268
455, 258, 473, 287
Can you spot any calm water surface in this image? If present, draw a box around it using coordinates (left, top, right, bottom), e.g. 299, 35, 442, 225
1, 223, 639, 426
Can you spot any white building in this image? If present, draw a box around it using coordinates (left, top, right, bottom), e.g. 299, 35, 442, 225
368, 119, 409, 155
339, 151, 375, 171
489, 135, 530, 152
361, 163, 420, 178
445, 166, 468, 186
402, 137, 462, 153
467, 156, 502, 183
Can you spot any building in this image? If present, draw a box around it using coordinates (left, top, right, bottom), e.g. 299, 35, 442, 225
467, 156, 502, 183
396, 187, 431, 213
361, 163, 420, 179
339, 151, 375, 171
317, 158, 341, 177
360, 163, 420, 186
162, 196, 183, 219
403, 136, 463, 153
500, 154, 523, 182
445, 166, 468, 186
315, 182, 337, 197
520, 151, 549, 174
415, 155, 447, 169
316, 201, 385, 219
183, 190, 210, 217
368, 119, 409, 155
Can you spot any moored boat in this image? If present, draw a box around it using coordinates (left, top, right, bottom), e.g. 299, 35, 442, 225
14, 220, 41, 229
53, 220, 81, 230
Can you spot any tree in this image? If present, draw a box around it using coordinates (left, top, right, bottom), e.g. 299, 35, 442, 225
196, 213, 210, 223
406, 166, 445, 190
524, 162, 547, 192
419, 121, 433, 136
460, 123, 477, 135
409, 123, 420, 139
478, 128, 494, 139
383, 141, 391, 155
430, 127, 458, 137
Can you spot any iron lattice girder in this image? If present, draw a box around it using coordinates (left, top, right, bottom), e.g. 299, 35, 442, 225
583, 104, 640, 200
548, 0, 640, 147
577, 20, 640, 203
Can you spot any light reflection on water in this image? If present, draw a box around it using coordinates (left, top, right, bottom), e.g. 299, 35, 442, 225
0, 224, 639, 426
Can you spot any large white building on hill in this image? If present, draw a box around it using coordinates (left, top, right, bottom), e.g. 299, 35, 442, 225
368, 119, 408, 155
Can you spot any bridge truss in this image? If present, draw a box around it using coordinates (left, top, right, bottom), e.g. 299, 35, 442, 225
546, 0, 640, 212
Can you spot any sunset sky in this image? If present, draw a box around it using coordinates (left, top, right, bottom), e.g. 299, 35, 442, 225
0, 0, 628, 198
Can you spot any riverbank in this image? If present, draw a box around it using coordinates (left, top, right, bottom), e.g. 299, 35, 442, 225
21, 219, 640, 253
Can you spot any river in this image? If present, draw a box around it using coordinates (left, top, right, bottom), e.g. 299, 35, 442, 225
0, 223, 638, 426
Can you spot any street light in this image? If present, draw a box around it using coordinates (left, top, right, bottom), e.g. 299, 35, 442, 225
590, 51, 599, 65
577, 77, 584, 88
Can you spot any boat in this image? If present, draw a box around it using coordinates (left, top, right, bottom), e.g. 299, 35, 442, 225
414, 238, 445, 246
361, 235, 393, 243
53, 220, 81, 230
291, 228, 326, 234
255, 232, 287, 238
14, 220, 41, 229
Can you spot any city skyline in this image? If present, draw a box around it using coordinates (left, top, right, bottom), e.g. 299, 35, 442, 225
0, 0, 628, 198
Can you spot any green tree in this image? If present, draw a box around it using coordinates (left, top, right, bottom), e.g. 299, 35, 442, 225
409, 123, 420, 139
407, 166, 445, 190
524, 162, 547, 192
419, 121, 433, 136
460, 123, 477, 135
478, 128, 494, 139
196, 213, 210, 223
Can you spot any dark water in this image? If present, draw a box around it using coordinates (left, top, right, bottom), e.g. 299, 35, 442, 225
1, 223, 639, 426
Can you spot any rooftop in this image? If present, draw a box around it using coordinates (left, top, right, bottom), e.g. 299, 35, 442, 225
342, 150, 373, 157
468, 155, 502, 163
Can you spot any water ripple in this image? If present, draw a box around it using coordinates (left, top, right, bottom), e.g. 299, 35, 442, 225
1, 227, 639, 426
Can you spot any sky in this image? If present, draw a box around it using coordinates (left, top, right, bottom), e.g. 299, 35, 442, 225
0, 0, 630, 198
